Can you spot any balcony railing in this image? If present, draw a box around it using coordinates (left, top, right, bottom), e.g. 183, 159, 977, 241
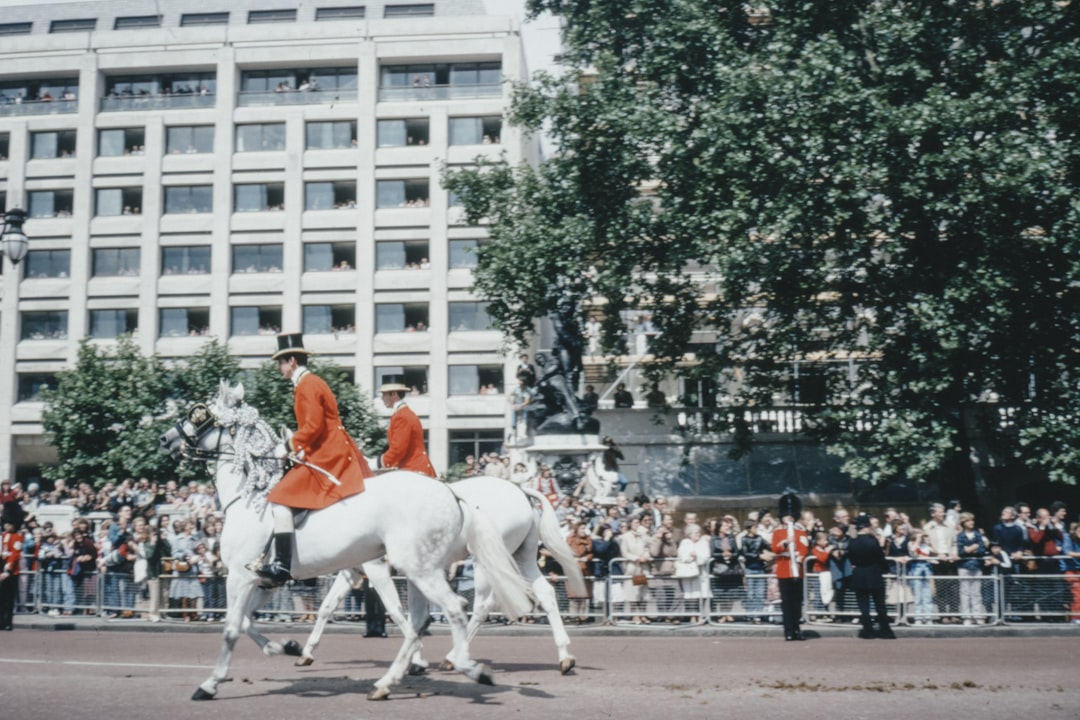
378, 83, 502, 102
0, 98, 78, 117
100, 93, 216, 112
236, 88, 358, 107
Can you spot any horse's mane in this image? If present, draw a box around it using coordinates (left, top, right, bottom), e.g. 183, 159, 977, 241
212, 399, 283, 512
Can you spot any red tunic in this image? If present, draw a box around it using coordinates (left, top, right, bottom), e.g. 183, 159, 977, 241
772, 525, 809, 579
381, 402, 436, 477
1, 531, 23, 576
268, 370, 372, 510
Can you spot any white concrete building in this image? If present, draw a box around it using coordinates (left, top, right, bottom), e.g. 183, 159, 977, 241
0, 0, 537, 484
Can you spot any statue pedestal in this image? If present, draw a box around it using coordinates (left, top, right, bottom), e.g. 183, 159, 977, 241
518, 433, 618, 505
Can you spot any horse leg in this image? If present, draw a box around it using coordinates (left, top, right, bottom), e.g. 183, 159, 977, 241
528, 566, 575, 674
297, 570, 354, 666
440, 567, 492, 672
409, 573, 491, 686
194, 577, 263, 700
367, 576, 426, 701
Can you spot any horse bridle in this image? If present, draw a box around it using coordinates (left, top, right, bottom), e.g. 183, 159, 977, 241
170, 402, 234, 461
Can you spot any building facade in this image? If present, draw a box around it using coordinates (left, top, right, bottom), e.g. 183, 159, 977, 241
0, 0, 535, 484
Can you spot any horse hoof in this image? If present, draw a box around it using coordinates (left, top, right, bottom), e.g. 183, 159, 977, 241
560, 656, 576, 675
367, 687, 391, 701
191, 688, 215, 701
476, 664, 495, 686
282, 640, 303, 657
438, 659, 455, 672
294, 655, 314, 667
407, 662, 427, 676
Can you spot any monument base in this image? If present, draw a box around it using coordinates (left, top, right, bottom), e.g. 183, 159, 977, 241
516, 433, 618, 505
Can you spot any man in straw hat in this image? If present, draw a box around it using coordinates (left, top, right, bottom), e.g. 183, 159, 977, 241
378, 375, 436, 477
256, 333, 372, 586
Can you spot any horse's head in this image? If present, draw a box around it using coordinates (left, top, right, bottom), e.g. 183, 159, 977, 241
159, 401, 223, 460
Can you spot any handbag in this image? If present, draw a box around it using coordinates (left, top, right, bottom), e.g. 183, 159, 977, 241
631, 573, 648, 586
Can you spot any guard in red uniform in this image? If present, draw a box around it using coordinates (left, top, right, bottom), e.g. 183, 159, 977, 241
378, 375, 436, 477
772, 491, 810, 641
257, 333, 373, 586
1, 501, 25, 630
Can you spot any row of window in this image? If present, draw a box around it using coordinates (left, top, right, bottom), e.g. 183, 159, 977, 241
17, 302, 492, 342
23, 240, 481, 279
0, 5, 433, 36
24, 179, 455, 217
7, 117, 499, 162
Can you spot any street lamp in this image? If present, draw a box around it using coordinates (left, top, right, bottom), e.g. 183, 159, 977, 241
1, 208, 29, 266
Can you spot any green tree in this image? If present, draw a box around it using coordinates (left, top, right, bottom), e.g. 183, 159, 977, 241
245, 360, 387, 458
445, 1, 1080, 500
42, 337, 172, 489
165, 338, 241, 407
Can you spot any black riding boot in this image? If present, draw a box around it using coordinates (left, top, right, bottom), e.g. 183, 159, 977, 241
256, 533, 294, 586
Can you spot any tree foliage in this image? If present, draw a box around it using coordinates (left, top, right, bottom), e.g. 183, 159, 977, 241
444, 0, 1080, 495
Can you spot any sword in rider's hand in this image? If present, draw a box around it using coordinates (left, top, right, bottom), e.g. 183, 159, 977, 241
288, 454, 341, 486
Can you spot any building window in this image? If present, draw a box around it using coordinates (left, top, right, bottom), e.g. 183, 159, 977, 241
449, 302, 492, 331
160, 308, 210, 337
449, 365, 503, 395
375, 366, 428, 395
164, 185, 213, 214
379, 62, 501, 101
236, 123, 286, 152
376, 118, 428, 147
303, 305, 356, 335
166, 125, 214, 154
248, 9, 297, 24
376, 240, 429, 270
30, 130, 77, 159
181, 12, 230, 26
0, 132, 8, 160
28, 190, 74, 218
449, 117, 502, 145
448, 429, 503, 466
232, 244, 283, 273
305, 181, 356, 210
162, 246, 211, 275
103, 73, 216, 111
21, 311, 68, 340
98, 128, 146, 156
317, 6, 366, 19
90, 309, 138, 339
92, 248, 140, 277
18, 373, 57, 402
0, 22, 33, 36
114, 16, 161, 30
50, 18, 96, 33
234, 183, 286, 212
24, 249, 70, 279
384, 4, 434, 17
376, 179, 429, 208
0, 78, 78, 112
238, 67, 357, 105
449, 239, 482, 269
95, 188, 143, 217
231, 306, 282, 336
303, 242, 355, 272
376, 303, 428, 333
306, 121, 357, 149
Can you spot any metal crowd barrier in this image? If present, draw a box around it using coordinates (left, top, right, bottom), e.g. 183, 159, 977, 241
13, 555, 1078, 627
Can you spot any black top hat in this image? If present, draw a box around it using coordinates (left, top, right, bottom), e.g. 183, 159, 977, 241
378, 374, 410, 394
854, 513, 872, 530
1, 501, 25, 529
272, 333, 312, 361
778, 491, 802, 519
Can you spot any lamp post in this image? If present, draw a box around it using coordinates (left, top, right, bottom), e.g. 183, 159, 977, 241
1, 209, 29, 266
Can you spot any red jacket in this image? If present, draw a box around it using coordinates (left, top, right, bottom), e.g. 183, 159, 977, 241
268, 370, 372, 510
382, 402, 436, 477
1, 532, 23, 576
772, 525, 809, 579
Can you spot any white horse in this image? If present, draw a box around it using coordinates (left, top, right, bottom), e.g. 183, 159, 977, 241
295, 476, 587, 674
160, 383, 532, 701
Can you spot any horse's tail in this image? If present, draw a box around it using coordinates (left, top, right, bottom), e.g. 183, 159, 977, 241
456, 497, 534, 619
518, 486, 588, 598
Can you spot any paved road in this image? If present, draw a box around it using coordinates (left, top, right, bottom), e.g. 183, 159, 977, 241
2, 629, 1078, 719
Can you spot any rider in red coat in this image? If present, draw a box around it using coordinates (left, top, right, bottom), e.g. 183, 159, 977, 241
257, 333, 373, 586
378, 375, 436, 477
